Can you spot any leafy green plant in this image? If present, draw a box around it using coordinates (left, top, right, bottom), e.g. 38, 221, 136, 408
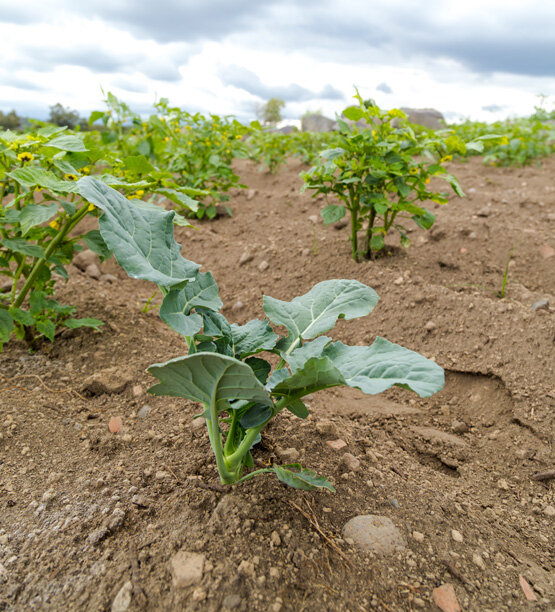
302, 91, 468, 261
80, 177, 445, 491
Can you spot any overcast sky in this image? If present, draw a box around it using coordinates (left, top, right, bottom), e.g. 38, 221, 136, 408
1, 0, 554, 124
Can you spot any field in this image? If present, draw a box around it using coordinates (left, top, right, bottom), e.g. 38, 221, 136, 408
1, 103, 554, 611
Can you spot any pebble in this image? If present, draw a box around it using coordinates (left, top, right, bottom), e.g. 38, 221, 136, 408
326, 439, 347, 451
231, 301, 243, 312
155, 471, 168, 480
239, 252, 253, 266
334, 219, 348, 230
432, 583, 461, 612
74, 249, 99, 271
111, 580, 132, 612
132, 385, 144, 397
340, 453, 360, 472
109, 417, 122, 434
477, 207, 490, 217
472, 552, 485, 570
412, 531, 425, 542
100, 274, 117, 284
246, 189, 256, 200
170, 551, 205, 588
531, 299, 549, 311
258, 260, 269, 272
497, 478, 509, 490
451, 420, 468, 434
538, 245, 555, 259
191, 417, 206, 431
393, 276, 404, 285
278, 447, 299, 463
137, 405, 151, 419
270, 531, 281, 547
451, 529, 463, 543
237, 559, 255, 577
301, 248, 310, 257
343, 515, 406, 554
223, 594, 242, 609
192, 587, 207, 602
315, 420, 338, 436
308, 214, 319, 224
413, 597, 425, 608
425, 320, 436, 332
544, 505, 555, 517
88, 526, 109, 546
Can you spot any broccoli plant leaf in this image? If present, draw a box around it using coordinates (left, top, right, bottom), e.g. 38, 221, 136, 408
263, 280, 378, 350
230, 319, 278, 358
19, 203, 59, 236
240, 403, 273, 429
148, 353, 273, 411
159, 271, 222, 338
271, 357, 346, 400
273, 464, 335, 492
77, 177, 199, 287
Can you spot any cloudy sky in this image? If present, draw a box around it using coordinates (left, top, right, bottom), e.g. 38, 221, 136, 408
1, 0, 554, 124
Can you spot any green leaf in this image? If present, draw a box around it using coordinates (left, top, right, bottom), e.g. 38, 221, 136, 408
284, 398, 309, 419
0, 309, 14, 345
271, 356, 346, 399
441, 173, 465, 197
286, 336, 332, 372
123, 155, 156, 175
369, 234, 385, 251
273, 464, 335, 492
46, 135, 87, 152
412, 209, 436, 230
88, 111, 105, 125
148, 353, 272, 410
9, 307, 34, 326
156, 188, 200, 213
36, 319, 55, 341
9, 168, 78, 193
240, 403, 272, 429
230, 319, 278, 358
263, 279, 379, 347
159, 271, 221, 338
63, 317, 103, 330
19, 203, 59, 236
245, 357, 272, 385
320, 337, 444, 397
82, 230, 112, 260
321, 204, 346, 225
38, 125, 67, 138
77, 177, 199, 287
342, 106, 365, 122
2, 238, 45, 258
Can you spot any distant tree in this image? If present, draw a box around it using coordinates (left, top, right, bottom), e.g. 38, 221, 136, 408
0, 109, 21, 130
48, 103, 80, 129
257, 98, 285, 126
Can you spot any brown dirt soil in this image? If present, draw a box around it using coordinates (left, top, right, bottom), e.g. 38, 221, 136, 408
1, 156, 554, 611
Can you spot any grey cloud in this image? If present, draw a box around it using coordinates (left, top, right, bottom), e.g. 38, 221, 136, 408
377, 82, 392, 94
220, 65, 344, 102
482, 104, 506, 113
0, 74, 46, 92
111, 78, 149, 94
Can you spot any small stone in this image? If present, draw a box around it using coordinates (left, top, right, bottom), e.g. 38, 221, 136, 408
308, 214, 319, 224
472, 552, 485, 570
326, 439, 347, 451
155, 471, 168, 480
425, 320, 436, 332
170, 551, 205, 588
477, 207, 490, 217
0, 534, 9, 545
278, 447, 299, 463
131, 494, 149, 508
85, 264, 101, 279
74, 249, 99, 271
539, 245, 555, 259
270, 531, 281, 547
237, 559, 255, 577
192, 587, 207, 602
100, 274, 117, 284
111, 580, 132, 612
109, 417, 122, 434
432, 583, 461, 612
41, 489, 56, 505
222, 594, 242, 609
301, 248, 310, 257
460, 247, 468, 254
343, 515, 406, 554
393, 276, 404, 285
451, 529, 463, 543
132, 385, 144, 397
137, 405, 150, 419
231, 301, 243, 312
239, 252, 253, 266
334, 219, 348, 230
497, 478, 509, 490
82, 367, 133, 396
531, 299, 549, 311
340, 453, 360, 472
246, 189, 256, 200
191, 417, 206, 431
412, 531, 425, 542
451, 421, 468, 434
413, 597, 425, 608
315, 420, 338, 436
543, 505, 555, 517
258, 260, 269, 272
269, 567, 280, 578
88, 526, 109, 546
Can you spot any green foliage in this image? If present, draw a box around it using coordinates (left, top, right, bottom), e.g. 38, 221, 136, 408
0, 110, 21, 130
84, 180, 444, 489
258, 98, 285, 126
48, 103, 80, 129
302, 90, 468, 261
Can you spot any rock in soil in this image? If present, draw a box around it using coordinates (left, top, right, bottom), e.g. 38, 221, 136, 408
343, 515, 406, 554
170, 551, 205, 588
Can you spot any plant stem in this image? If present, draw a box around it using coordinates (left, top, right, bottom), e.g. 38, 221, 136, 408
10, 255, 25, 303
13, 203, 90, 309
364, 207, 376, 259
223, 410, 239, 456
205, 407, 234, 484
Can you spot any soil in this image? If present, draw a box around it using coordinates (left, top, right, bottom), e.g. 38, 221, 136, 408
1, 156, 554, 611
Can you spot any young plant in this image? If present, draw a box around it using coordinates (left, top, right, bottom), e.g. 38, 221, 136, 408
302, 91, 466, 261
81, 178, 445, 491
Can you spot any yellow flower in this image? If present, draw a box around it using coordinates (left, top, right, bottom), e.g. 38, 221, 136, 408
135, 189, 144, 197
17, 152, 34, 163
81, 166, 91, 175
226, 149, 230, 154
64, 173, 78, 181
372, 130, 376, 137
49, 220, 60, 230
129, 195, 139, 200
88, 203, 95, 212
185, 125, 191, 131
500, 136, 509, 145
441, 155, 452, 162
34, 186, 42, 193
409, 168, 418, 174
188, 141, 192, 146
425, 177, 430, 184
164, 136, 170, 142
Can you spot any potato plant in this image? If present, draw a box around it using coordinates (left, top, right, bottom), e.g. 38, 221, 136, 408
80, 178, 445, 490
302, 92, 468, 261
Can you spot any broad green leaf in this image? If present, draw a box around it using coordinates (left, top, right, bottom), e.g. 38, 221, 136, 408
263, 280, 379, 348
82, 230, 112, 260
37, 125, 67, 138
441, 173, 465, 197
88, 111, 105, 125
412, 209, 436, 230
159, 271, 221, 337
46, 135, 87, 152
19, 203, 59, 236
2, 238, 45, 258
9, 307, 34, 326
321, 337, 444, 397
230, 319, 278, 358
132, 200, 192, 229
284, 398, 309, 419
369, 234, 385, 251
76, 177, 199, 287
321, 204, 345, 225
273, 464, 335, 492
320, 147, 345, 161
286, 336, 332, 372
0, 310, 14, 344
123, 155, 156, 175
266, 368, 290, 391
36, 319, 55, 341
271, 356, 346, 400
245, 357, 272, 385
342, 106, 365, 122
148, 353, 272, 410
63, 317, 103, 330
240, 403, 272, 429
157, 188, 200, 213
9, 168, 78, 193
